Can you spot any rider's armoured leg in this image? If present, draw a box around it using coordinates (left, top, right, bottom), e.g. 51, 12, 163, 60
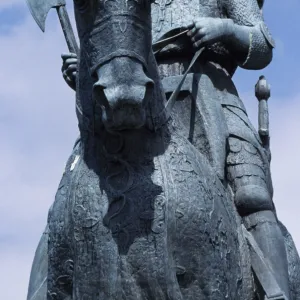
227, 136, 290, 299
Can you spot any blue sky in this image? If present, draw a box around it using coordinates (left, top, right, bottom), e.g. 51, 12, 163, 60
0, 1, 300, 299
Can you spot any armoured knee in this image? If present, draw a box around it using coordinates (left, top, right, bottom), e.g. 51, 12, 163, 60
234, 184, 273, 217
242, 209, 277, 230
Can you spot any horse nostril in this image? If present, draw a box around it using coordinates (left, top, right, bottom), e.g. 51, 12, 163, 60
91, 57, 154, 130
93, 83, 105, 100
146, 79, 154, 91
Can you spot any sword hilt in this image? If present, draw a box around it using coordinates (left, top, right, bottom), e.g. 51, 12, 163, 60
255, 75, 271, 152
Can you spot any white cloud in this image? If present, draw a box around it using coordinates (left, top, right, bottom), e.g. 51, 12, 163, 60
267, 95, 300, 248
0, 6, 299, 300
0, 0, 74, 10
273, 37, 285, 58
0, 11, 78, 300
0, 0, 23, 9
0, 250, 33, 300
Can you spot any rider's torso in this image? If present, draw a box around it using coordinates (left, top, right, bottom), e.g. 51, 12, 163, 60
151, 0, 237, 76
151, 0, 221, 42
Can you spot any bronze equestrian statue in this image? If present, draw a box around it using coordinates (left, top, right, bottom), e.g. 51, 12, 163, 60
26, 0, 300, 299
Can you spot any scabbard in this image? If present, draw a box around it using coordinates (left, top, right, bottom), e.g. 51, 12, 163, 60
258, 99, 269, 137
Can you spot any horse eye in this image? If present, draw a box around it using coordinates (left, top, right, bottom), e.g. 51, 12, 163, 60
74, 0, 89, 12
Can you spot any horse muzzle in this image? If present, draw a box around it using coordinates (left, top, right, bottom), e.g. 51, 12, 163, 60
93, 57, 154, 131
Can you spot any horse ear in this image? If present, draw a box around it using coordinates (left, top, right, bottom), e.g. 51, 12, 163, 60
257, 0, 265, 9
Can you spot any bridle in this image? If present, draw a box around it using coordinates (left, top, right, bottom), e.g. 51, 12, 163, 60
76, 28, 204, 133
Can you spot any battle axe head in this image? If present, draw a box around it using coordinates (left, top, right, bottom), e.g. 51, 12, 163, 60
26, 0, 66, 32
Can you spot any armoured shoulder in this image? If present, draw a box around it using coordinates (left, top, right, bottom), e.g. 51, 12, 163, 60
224, 0, 264, 26
259, 22, 275, 48
224, 0, 275, 50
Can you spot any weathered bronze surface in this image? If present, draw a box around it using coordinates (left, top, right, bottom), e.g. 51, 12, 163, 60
26, 0, 300, 299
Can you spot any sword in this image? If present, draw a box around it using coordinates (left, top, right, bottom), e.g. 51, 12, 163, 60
255, 75, 271, 154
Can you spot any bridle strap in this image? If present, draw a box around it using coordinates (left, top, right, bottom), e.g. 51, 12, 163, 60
151, 29, 204, 129
152, 29, 189, 54
152, 47, 204, 130
76, 29, 205, 132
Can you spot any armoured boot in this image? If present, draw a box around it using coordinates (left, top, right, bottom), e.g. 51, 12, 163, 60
236, 186, 291, 300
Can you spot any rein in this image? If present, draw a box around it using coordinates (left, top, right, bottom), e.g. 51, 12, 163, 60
152, 29, 204, 130
76, 29, 204, 132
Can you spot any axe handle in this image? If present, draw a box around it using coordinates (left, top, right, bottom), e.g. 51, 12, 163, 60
56, 5, 79, 55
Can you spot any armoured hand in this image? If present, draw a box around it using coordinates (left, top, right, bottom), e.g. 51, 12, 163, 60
187, 17, 234, 49
61, 53, 78, 91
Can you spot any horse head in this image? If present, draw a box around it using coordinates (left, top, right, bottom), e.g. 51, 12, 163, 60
73, 0, 155, 131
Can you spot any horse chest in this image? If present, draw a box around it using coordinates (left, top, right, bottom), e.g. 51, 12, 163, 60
67, 154, 177, 298
66, 139, 242, 299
